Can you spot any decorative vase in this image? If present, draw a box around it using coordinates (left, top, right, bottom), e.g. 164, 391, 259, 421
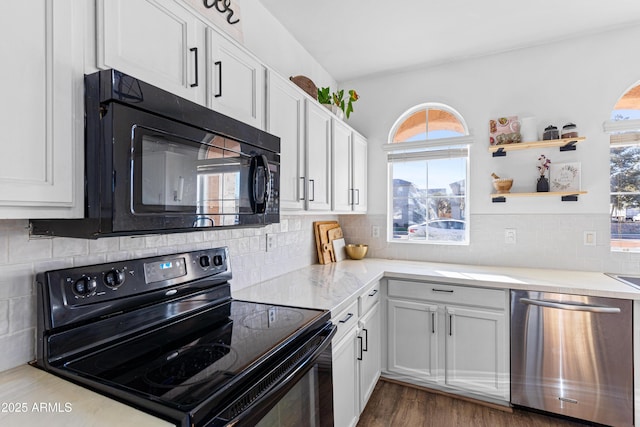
537, 176, 549, 192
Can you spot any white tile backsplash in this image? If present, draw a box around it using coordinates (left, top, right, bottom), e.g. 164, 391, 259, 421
339, 213, 640, 274
0, 215, 333, 372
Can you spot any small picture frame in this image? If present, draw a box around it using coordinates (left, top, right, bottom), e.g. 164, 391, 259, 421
489, 116, 521, 145
550, 162, 581, 192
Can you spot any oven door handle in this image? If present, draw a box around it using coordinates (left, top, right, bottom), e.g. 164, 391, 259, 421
216, 322, 337, 425
519, 298, 622, 313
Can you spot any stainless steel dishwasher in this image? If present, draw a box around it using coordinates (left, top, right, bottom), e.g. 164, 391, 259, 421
511, 290, 633, 426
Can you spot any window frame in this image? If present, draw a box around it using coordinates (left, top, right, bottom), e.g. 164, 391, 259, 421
385, 103, 472, 245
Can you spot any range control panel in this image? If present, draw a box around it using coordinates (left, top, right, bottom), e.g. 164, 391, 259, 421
38, 247, 231, 330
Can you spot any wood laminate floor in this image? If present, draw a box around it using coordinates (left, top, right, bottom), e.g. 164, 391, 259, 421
357, 380, 591, 427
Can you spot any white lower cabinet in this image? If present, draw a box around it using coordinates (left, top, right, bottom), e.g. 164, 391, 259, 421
358, 302, 381, 410
386, 280, 509, 402
444, 305, 507, 398
332, 282, 381, 427
332, 302, 360, 427
387, 299, 440, 383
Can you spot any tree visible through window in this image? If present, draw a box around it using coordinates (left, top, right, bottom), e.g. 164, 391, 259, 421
609, 82, 640, 251
386, 103, 470, 244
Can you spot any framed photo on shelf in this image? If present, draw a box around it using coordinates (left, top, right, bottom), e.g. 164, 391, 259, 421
489, 116, 521, 145
550, 162, 581, 192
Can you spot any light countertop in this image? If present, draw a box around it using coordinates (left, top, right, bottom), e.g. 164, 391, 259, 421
233, 258, 640, 314
0, 364, 172, 427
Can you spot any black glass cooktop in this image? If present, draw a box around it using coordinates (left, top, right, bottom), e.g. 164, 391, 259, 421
64, 300, 326, 409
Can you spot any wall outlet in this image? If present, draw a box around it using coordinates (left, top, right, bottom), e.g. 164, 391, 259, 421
584, 231, 596, 246
372, 225, 380, 238
505, 228, 517, 244
266, 233, 275, 252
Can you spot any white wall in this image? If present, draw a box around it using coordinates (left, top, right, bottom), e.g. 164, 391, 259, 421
339, 24, 640, 274
235, 1, 338, 91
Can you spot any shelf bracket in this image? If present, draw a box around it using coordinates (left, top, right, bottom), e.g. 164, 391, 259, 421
492, 148, 506, 157
561, 195, 579, 201
559, 140, 577, 152
492, 197, 506, 203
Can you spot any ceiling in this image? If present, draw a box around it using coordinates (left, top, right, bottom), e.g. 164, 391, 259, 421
257, 0, 640, 83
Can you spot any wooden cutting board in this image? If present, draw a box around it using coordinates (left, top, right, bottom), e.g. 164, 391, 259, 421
318, 223, 340, 263
326, 227, 344, 262
313, 221, 339, 264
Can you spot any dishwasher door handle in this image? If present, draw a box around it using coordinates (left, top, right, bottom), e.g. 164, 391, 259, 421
519, 298, 621, 313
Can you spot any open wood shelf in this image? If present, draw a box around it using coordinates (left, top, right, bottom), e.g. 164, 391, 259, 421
489, 137, 586, 157
491, 191, 587, 202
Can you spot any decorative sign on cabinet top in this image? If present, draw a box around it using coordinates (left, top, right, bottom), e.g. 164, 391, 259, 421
183, 0, 243, 42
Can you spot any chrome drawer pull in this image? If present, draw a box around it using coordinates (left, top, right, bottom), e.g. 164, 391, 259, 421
368, 289, 378, 297
432, 288, 454, 293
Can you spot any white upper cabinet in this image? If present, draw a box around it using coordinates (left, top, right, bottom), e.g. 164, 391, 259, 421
267, 72, 306, 211
306, 102, 333, 211
0, 0, 83, 218
352, 132, 368, 212
332, 120, 353, 212
96, 0, 206, 105
207, 28, 265, 129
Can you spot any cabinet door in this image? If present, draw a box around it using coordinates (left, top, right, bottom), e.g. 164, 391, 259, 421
352, 132, 367, 212
0, 0, 83, 217
97, 0, 205, 105
445, 306, 508, 400
207, 28, 265, 129
358, 303, 380, 411
387, 299, 441, 383
305, 102, 332, 211
332, 120, 352, 212
267, 72, 305, 211
332, 328, 360, 427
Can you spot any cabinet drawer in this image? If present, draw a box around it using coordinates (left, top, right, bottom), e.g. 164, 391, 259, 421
331, 300, 359, 344
359, 282, 380, 316
388, 279, 505, 310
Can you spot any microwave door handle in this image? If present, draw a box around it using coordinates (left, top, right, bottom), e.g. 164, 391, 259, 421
519, 298, 622, 314
251, 155, 270, 213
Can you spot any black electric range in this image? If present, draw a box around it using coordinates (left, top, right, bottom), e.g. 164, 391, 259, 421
35, 247, 335, 426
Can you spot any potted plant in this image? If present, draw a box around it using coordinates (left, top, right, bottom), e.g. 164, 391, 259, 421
317, 87, 359, 119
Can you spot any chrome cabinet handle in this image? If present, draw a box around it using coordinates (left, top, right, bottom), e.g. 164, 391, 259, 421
362, 328, 369, 352
368, 289, 378, 297
449, 314, 453, 336
357, 336, 363, 361
299, 177, 306, 201
520, 298, 621, 313
432, 288, 454, 293
190, 47, 199, 87
338, 312, 353, 323
355, 188, 360, 205
214, 60, 222, 97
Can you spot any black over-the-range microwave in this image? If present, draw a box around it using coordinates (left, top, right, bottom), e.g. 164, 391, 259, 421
31, 69, 280, 238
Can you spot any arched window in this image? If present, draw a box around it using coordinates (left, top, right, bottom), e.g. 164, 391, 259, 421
607, 82, 640, 252
385, 103, 471, 244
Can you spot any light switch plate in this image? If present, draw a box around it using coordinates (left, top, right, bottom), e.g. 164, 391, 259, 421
584, 231, 596, 246
505, 228, 516, 244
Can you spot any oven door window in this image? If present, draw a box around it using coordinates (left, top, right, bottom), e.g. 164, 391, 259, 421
132, 126, 254, 225
255, 365, 321, 427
